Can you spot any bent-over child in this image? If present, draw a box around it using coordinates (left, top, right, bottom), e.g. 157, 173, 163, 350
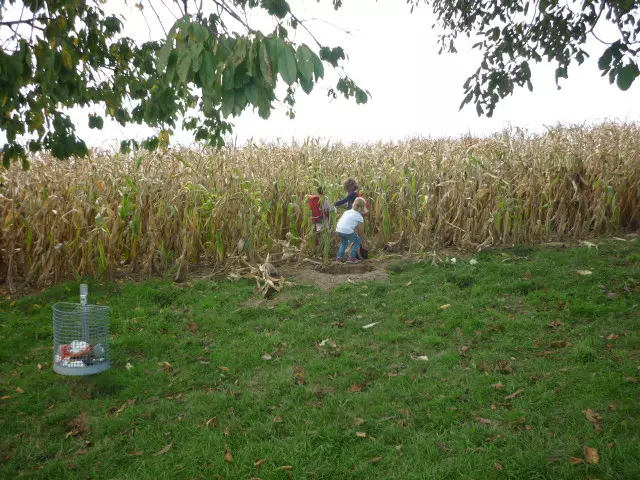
335, 197, 367, 263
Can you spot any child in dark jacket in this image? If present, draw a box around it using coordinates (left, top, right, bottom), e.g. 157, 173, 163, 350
334, 178, 359, 210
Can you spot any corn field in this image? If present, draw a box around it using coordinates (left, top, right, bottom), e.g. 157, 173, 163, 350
1, 122, 639, 291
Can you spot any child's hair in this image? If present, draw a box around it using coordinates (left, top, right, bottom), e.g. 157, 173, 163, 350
352, 197, 367, 214
343, 178, 358, 192
317, 186, 324, 195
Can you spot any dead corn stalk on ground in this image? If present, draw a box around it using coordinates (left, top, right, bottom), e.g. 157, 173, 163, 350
1, 123, 639, 291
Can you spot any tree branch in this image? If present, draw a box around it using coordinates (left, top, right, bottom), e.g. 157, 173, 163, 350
147, 0, 168, 36
288, 11, 323, 49
212, 0, 254, 33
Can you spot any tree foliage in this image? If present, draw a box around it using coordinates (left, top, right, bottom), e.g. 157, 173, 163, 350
0, 0, 369, 167
411, 0, 640, 116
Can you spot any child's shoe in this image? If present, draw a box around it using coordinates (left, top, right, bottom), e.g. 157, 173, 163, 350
347, 257, 361, 264
335, 257, 344, 263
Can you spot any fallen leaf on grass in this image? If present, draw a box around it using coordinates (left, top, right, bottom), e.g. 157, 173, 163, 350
162, 362, 173, 372
370, 456, 383, 464
439, 304, 451, 310
125, 362, 133, 371
584, 446, 600, 464
624, 376, 639, 384
261, 353, 272, 361
496, 360, 514, 374
15, 387, 24, 394
273, 415, 283, 423
318, 338, 337, 348
504, 388, 524, 400
37, 363, 42, 370
224, 426, 231, 436
224, 448, 234, 463
406, 281, 412, 287
276, 466, 293, 470
550, 340, 571, 348
355, 417, 366, 426
491, 383, 505, 389
255, 458, 266, 468
411, 355, 429, 361
187, 321, 199, 333
115, 398, 136, 416
568, 457, 584, 465
349, 384, 364, 393
536, 350, 558, 357
206, 417, 218, 427
217, 366, 230, 372
607, 334, 621, 340
494, 462, 504, 471
153, 443, 173, 456
576, 270, 592, 276
356, 432, 367, 438
547, 320, 564, 329
0, 395, 12, 400
583, 409, 603, 432
293, 366, 306, 385
475, 417, 491, 425
477, 360, 493, 373
362, 322, 379, 329
127, 451, 144, 457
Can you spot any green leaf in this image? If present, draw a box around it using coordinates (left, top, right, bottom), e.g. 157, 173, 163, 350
247, 40, 257, 77
296, 44, 314, 81
158, 40, 173, 73
616, 63, 639, 91
200, 50, 215, 88
221, 90, 234, 117
311, 50, 324, 81
300, 75, 314, 94
165, 54, 177, 83
598, 47, 614, 72
269, 37, 285, 71
232, 37, 248, 67
191, 43, 204, 72
278, 44, 297, 86
259, 41, 273, 87
245, 83, 259, 105
62, 48, 73, 70
88, 114, 104, 129
177, 50, 192, 84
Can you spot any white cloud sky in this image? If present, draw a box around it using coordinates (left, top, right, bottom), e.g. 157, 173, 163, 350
5, 0, 640, 148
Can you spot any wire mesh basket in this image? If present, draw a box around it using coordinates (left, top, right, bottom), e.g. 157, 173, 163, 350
53, 285, 111, 376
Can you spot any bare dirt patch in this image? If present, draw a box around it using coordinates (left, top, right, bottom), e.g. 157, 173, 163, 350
278, 261, 389, 290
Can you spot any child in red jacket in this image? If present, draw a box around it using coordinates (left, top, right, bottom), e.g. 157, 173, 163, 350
308, 186, 335, 232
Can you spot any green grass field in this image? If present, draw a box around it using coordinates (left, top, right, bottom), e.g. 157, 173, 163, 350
1, 239, 639, 479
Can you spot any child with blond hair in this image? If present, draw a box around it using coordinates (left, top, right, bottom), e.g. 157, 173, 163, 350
335, 197, 367, 263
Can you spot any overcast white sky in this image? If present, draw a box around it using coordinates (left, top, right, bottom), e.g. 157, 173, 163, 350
5, 0, 640, 147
